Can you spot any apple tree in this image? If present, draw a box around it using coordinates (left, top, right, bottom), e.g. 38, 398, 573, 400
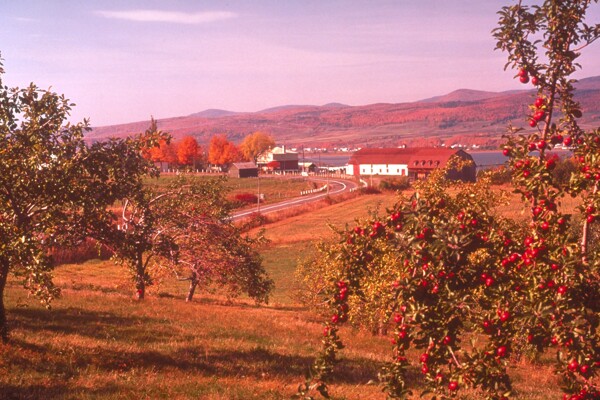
295, 1, 600, 399
149, 176, 273, 303
0, 57, 162, 343
94, 141, 274, 303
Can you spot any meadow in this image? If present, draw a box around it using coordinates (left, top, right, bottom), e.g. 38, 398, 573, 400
144, 173, 316, 207
0, 185, 579, 399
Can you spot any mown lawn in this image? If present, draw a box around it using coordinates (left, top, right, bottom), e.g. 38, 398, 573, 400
1, 190, 566, 399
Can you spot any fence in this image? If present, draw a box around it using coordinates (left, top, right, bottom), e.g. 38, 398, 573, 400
300, 184, 329, 196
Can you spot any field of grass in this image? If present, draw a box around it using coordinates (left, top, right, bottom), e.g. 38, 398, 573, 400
0, 189, 570, 399
144, 174, 315, 206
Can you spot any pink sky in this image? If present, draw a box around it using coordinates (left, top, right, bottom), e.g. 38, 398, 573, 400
2, 0, 600, 126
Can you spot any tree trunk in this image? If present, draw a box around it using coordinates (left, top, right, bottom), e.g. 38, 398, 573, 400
186, 273, 198, 302
0, 257, 10, 343
135, 252, 145, 300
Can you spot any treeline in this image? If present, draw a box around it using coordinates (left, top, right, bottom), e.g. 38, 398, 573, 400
141, 131, 276, 168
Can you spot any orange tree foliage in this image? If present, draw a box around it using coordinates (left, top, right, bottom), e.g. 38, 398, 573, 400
208, 134, 241, 166
295, 2, 600, 399
240, 131, 275, 161
144, 138, 177, 164
177, 136, 201, 166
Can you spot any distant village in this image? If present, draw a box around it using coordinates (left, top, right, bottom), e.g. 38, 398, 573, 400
152, 132, 568, 183
229, 145, 477, 183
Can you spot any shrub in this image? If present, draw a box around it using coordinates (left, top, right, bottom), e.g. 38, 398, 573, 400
50, 239, 113, 265
479, 165, 512, 185
379, 177, 411, 191
361, 186, 381, 195
551, 155, 577, 185
234, 192, 259, 205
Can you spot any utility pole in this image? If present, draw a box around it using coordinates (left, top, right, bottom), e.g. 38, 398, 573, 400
256, 156, 261, 213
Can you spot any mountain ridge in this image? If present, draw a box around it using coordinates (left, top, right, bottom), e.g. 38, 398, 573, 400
87, 76, 600, 149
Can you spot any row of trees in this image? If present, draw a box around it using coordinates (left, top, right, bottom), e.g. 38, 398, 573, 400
143, 131, 276, 168
143, 135, 203, 167
296, 1, 600, 399
0, 57, 273, 343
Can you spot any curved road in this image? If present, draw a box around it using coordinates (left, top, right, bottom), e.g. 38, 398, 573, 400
231, 177, 359, 221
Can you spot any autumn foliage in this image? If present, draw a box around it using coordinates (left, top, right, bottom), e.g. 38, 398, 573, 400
142, 135, 203, 167
208, 134, 242, 166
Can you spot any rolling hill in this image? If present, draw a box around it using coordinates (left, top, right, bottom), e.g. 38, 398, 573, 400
86, 76, 600, 149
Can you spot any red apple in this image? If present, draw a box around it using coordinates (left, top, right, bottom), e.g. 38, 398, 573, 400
557, 285, 567, 295
497, 345, 508, 358
568, 359, 579, 372
534, 97, 545, 108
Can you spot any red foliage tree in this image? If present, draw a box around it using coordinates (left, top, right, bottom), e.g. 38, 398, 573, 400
208, 134, 241, 166
177, 136, 201, 166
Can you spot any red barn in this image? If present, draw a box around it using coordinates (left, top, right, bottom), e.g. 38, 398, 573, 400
347, 148, 476, 182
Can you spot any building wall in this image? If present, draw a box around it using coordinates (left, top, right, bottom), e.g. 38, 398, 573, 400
347, 164, 357, 176
229, 167, 258, 178
357, 163, 408, 176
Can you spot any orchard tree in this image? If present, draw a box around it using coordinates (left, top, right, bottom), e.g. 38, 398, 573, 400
150, 176, 273, 303
240, 131, 275, 161
295, 1, 600, 399
86, 120, 170, 300
96, 141, 273, 302
0, 57, 162, 342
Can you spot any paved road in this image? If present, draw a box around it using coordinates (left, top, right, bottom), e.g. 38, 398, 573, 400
231, 177, 359, 221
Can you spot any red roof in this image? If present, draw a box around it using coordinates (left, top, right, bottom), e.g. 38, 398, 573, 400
349, 148, 473, 170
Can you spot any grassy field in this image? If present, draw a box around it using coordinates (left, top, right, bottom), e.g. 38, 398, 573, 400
144, 174, 315, 206
0, 189, 571, 399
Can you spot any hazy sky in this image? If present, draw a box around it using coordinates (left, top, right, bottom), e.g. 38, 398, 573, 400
2, 1, 600, 126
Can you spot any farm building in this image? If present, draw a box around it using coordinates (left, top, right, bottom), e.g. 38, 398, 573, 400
347, 148, 476, 182
229, 162, 259, 178
256, 146, 299, 172
298, 161, 317, 173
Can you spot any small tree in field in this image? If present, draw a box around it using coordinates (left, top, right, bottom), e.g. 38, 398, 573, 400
295, 2, 600, 399
0, 57, 160, 342
144, 175, 273, 303
97, 133, 274, 303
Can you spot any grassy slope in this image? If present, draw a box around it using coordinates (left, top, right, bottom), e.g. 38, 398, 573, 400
1, 190, 566, 399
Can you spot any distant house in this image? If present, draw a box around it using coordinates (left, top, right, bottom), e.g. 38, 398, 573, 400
298, 161, 317, 173
256, 146, 299, 171
347, 147, 476, 182
229, 162, 259, 178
